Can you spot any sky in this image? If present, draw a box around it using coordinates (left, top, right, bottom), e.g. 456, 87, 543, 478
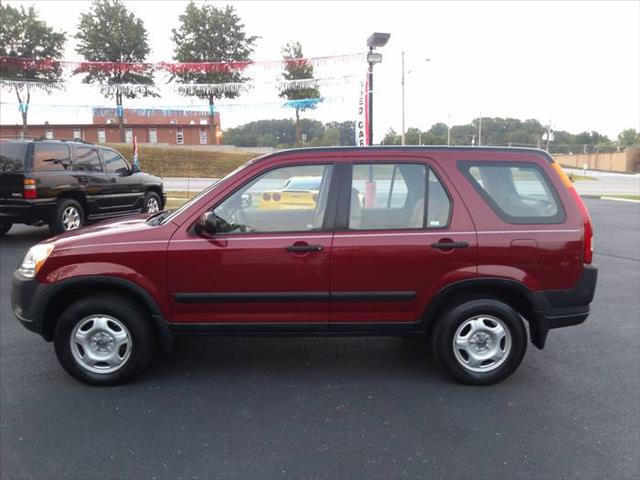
1, 0, 639, 142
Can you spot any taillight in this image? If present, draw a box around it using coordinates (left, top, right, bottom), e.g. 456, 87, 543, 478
272, 193, 281, 202
262, 193, 271, 201
551, 162, 593, 264
23, 178, 37, 199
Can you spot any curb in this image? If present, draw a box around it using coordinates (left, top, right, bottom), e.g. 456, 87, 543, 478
582, 194, 640, 203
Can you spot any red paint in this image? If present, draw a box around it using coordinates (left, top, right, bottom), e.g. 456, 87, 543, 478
35, 148, 592, 325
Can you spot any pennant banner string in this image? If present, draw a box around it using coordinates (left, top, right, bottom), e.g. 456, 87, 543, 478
0, 53, 365, 75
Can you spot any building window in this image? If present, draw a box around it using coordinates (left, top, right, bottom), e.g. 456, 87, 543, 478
199, 126, 208, 145
199, 119, 208, 125
149, 127, 158, 144
73, 128, 81, 140
176, 127, 184, 145
125, 128, 133, 144
97, 128, 106, 144
45, 129, 53, 139
170, 119, 177, 125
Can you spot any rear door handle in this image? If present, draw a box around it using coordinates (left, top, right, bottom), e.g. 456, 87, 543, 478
430, 241, 469, 250
285, 244, 324, 253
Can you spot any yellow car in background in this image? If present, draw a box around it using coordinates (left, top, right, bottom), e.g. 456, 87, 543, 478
258, 176, 321, 210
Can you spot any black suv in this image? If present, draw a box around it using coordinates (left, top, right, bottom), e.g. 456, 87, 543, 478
0, 139, 165, 235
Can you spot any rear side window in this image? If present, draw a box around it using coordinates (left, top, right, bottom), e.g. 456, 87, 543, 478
348, 163, 451, 230
459, 162, 565, 224
100, 149, 130, 175
33, 143, 72, 171
74, 147, 103, 172
0, 142, 26, 173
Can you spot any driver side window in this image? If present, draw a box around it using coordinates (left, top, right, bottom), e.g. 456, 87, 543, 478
213, 164, 333, 234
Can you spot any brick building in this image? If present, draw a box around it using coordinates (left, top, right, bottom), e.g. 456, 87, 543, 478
0, 108, 221, 145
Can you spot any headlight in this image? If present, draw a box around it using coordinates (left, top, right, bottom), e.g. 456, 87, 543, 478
19, 243, 54, 278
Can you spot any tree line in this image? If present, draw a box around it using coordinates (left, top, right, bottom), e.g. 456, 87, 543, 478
0, 0, 318, 144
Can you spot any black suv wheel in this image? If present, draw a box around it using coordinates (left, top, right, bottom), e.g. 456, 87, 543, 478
50, 198, 84, 235
0, 220, 12, 236
54, 294, 155, 386
143, 191, 161, 214
432, 299, 527, 385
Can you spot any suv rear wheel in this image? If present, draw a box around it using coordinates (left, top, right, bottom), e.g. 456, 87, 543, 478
50, 198, 84, 235
54, 294, 155, 386
432, 299, 527, 385
0, 220, 12, 236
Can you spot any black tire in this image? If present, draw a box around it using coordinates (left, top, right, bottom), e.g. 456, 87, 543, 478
143, 191, 162, 213
431, 299, 527, 385
54, 294, 155, 386
49, 198, 84, 235
0, 220, 12, 236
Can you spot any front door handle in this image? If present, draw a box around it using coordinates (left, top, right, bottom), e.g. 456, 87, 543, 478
431, 241, 469, 250
285, 244, 324, 253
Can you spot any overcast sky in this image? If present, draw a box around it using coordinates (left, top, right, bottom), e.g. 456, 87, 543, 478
1, 0, 639, 142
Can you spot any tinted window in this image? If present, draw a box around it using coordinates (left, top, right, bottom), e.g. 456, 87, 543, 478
0, 142, 26, 173
32, 143, 72, 171
100, 149, 130, 175
460, 162, 564, 224
214, 164, 333, 233
74, 147, 103, 172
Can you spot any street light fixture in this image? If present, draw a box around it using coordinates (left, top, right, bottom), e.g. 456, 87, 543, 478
366, 32, 390, 146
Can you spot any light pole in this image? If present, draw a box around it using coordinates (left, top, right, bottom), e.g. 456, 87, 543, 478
366, 32, 390, 146
401, 53, 430, 145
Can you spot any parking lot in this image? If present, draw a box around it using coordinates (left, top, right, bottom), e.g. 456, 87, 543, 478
1, 198, 638, 479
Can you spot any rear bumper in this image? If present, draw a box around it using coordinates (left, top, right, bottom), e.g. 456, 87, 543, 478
0, 199, 56, 225
531, 265, 598, 348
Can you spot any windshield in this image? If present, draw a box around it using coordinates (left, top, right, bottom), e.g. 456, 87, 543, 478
158, 156, 261, 225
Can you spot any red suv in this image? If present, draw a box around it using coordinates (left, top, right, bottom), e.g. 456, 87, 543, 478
11, 147, 597, 386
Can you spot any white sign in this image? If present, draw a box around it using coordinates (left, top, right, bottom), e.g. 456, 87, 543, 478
355, 77, 368, 146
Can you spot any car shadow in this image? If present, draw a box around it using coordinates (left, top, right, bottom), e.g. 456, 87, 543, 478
146, 335, 443, 384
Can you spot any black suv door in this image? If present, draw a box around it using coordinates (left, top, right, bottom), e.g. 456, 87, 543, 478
98, 147, 144, 212
72, 145, 111, 216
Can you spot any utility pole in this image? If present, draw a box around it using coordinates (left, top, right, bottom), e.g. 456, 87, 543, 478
447, 113, 451, 146
401, 51, 406, 145
478, 113, 482, 147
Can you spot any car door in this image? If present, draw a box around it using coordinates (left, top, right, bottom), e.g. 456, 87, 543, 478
167, 161, 337, 325
99, 147, 144, 212
330, 157, 478, 324
72, 145, 111, 215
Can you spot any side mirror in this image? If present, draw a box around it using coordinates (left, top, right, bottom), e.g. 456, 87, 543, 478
195, 212, 220, 236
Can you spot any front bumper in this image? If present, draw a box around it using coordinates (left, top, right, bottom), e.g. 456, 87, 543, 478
530, 265, 598, 348
11, 270, 47, 337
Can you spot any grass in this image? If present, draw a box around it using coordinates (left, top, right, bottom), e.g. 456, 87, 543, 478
107, 143, 256, 178
601, 194, 640, 201
567, 173, 597, 182
165, 190, 198, 210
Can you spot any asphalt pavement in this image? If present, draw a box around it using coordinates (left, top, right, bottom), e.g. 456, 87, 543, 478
1, 198, 638, 480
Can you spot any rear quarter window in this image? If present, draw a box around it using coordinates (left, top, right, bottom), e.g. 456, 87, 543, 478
33, 143, 72, 171
0, 143, 27, 173
459, 161, 565, 224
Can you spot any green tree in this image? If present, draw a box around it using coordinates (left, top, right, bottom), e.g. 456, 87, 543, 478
0, 4, 65, 135
172, 2, 257, 142
618, 128, 640, 148
279, 41, 320, 146
383, 128, 400, 145
75, 0, 156, 141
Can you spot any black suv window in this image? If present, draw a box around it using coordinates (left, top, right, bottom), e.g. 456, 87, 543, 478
100, 149, 130, 175
0, 142, 27, 173
33, 143, 72, 171
74, 147, 103, 172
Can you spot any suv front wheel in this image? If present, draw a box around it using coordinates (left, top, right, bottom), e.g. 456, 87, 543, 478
143, 191, 161, 214
50, 198, 85, 235
54, 294, 154, 386
432, 299, 527, 385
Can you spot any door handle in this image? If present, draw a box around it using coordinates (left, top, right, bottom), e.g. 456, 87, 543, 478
285, 244, 324, 253
430, 241, 469, 250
